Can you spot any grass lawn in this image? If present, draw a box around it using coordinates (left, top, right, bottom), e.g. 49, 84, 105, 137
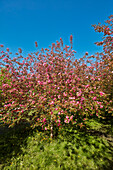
0, 117, 113, 170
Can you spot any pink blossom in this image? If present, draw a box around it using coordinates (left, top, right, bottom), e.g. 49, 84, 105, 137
43, 63, 47, 66
67, 120, 70, 123
48, 80, 51, 83
93, 97, 97, 101
85, 52, 88, 55
45, 127, 47, 130
31, 101, 35, 104
91, 77, 95, 80
7, 103, 11, 107
66, 116, 69, 119
77, 91, 82, 97
70, 115, 73, 120
97, 101, 100, 105
90, 91, 94, 93
69, 97, 75, 100
63, 92, 67, 96
58, 119, 61, 123
43, 118, 46, 122
50, 101, 54, 105
99, 92, 104, 96
64, 119, 67, 123
76, 101, 80, 105
0, 44, 4, 47
77, 77, 81, 81
19, 104, 23, 107
2, 84, 9, 88
81, 97, 85, 101
51, 111, 53, 115
4, 105, 7, 108
58, 95, 60, 99
85, 84, 90, 88
2, 58, 7, 61
64, 119, 70, 123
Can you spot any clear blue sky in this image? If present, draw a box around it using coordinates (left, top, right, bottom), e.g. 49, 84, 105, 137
0, 0, 113, 59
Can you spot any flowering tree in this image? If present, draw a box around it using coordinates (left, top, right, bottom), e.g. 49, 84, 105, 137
92, 14, 113, 115
0, 15, 113, 138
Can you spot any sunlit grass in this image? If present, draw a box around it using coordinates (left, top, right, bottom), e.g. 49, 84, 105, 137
0, 118, 113, 170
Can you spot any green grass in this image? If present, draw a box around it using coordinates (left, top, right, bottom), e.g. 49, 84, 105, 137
0, 118, 113, 170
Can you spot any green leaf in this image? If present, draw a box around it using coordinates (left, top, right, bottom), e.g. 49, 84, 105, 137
28, 110, 35, 116
53, 110, 58, 115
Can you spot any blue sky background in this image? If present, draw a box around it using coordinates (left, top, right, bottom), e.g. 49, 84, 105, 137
0, 0, 113, 59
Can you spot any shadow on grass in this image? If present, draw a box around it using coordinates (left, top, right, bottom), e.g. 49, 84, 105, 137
0, 117, 113, 170
0, 121, 35, 168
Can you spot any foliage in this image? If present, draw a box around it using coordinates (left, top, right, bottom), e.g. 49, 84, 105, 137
0, 67, 12, 110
